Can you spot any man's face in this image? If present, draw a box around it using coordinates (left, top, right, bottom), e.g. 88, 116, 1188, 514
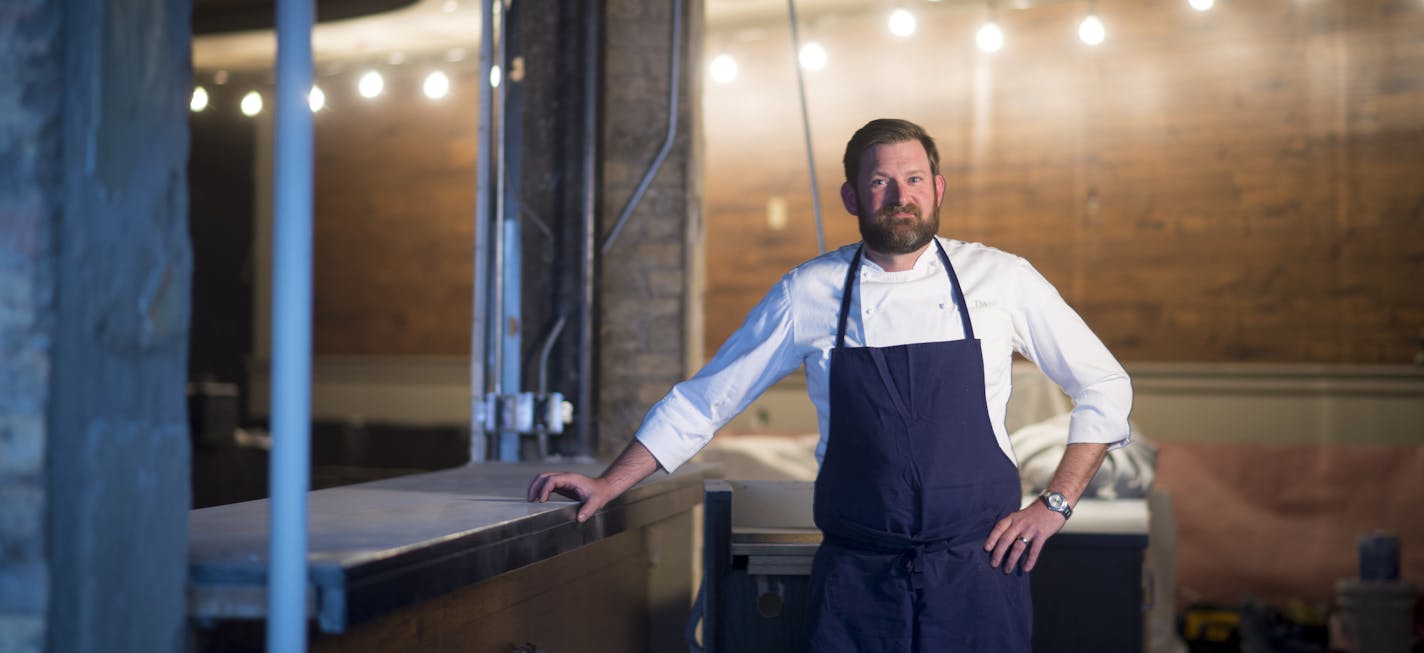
841, 140, 947, 255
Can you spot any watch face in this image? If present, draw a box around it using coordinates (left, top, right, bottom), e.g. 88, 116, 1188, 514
1047, 493, 1066, 510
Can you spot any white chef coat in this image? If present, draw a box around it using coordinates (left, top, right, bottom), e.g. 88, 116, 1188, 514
635, 237, 1133, 473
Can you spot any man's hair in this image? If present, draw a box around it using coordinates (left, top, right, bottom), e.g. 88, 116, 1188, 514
842, 118, 940, 185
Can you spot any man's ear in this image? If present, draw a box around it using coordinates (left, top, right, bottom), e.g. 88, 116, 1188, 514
840, 182, 859, 215
934, 175, 946, 207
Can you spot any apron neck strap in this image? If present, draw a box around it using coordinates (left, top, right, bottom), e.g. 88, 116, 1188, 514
835, 246, 864, 350
934, 238, 976, 340
835, 239, 976, 348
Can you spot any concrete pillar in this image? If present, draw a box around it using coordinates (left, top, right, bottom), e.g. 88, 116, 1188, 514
1, 0, 193, 649
598, 0, 705, 459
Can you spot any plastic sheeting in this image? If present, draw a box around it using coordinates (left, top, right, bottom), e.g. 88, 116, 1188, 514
1156, 441, 1424, 605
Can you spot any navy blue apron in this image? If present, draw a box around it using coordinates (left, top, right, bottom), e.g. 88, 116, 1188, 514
806, 239, 1031, 653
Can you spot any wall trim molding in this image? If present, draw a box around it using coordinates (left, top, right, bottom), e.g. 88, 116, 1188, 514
248, 356, 471, 425
1127, 363, 1424, 398
247, 357, 1424, 443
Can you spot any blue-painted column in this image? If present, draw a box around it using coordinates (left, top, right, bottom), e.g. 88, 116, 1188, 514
497, 3, 524, 460
268, 0, 314, 649
470, 0, 495, 462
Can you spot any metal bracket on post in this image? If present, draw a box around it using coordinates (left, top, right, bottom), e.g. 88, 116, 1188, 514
473, 392, 575, 459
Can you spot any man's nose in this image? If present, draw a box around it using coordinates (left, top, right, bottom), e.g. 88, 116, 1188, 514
884, 181, 902, 203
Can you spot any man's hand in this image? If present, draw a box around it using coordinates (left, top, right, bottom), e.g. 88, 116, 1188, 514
527, 472, 613, 523
524, 439, 663, 524
984, 501, 1068, 574
983, 442, 1110, 573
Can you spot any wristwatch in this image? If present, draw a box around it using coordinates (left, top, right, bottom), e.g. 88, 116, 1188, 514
1039, 490, 1073, 520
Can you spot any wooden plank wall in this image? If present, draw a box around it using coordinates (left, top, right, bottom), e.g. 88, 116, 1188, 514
703, 0, 1424, 364
302, 0, 1424, 365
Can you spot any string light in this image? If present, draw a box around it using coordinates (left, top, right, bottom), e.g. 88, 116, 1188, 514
709, 54, 738, 83
240, 90, 263, 116
1079, 13, 1106, 45
798, 42, 828, 71
198, 4, 1182, 110
358, 71, 384, 99
976, 22, 1004, 52
424, 71, 451, 99
190, 86, 209, 112
888, 8, 917, 37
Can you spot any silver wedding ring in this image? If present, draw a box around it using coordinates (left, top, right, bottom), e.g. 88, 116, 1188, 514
1018, 536, 1031, 544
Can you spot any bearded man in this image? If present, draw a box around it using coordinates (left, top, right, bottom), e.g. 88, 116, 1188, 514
529, 118, 1133, 652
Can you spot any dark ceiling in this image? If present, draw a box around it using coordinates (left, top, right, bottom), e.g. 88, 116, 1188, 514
192, 0, 421, 34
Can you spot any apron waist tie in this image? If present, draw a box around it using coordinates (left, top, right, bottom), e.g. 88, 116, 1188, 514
823, 507, 1001, 591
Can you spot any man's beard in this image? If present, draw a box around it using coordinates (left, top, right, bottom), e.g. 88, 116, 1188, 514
858, 200, 940, 255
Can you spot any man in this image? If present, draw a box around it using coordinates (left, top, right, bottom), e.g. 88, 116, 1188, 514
528, 118, 1132, 652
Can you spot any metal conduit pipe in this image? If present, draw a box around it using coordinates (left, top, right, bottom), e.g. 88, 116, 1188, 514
488, 0, 509, 429
535, 315, 568, 396
600, 0, 683, 255
533, 314, 567, 459
470, 0, 496, 462
788, 0, 827, 254
573, 0, 601, 459
268, 0, 314, 648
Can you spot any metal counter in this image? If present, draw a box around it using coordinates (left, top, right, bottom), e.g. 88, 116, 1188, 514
188, 462, 710, 633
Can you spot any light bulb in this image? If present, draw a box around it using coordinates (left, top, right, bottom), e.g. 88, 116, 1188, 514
799, 42, 828, 71
1188, 0, 1214, 10
190, 86, 209, 112
888, 8, 916, 37
425, 71, 451, 99
240, 90, 262, 116
358, 71, 383, 99
308, 86, 325, 112
490, 65, 502, 88
1079, 14, 1105, 46
709, 54, 738, 83
976, 22, 1004, 53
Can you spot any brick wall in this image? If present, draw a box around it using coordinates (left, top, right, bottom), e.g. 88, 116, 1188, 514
304, 0, 1422, 370
703, 0, 1424, 364
0, 0, 59, 648
311, 66, 479, 355
598, 0, 704, 457
290, 0, 1420, 455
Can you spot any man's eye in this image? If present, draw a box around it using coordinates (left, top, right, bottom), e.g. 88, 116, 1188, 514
870, 179, 886, 187
909, 176, 922, 183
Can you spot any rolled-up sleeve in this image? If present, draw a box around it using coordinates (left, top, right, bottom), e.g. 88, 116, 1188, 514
635, 276, 806, 472
1010, 258, 1134, 449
